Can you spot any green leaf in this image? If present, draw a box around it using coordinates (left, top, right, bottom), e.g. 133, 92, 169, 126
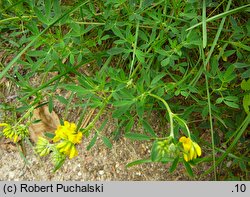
150, 141, 159, 162
107, 47, 125, 55
112, 105, 130, 118
161, 57, 170, 67
150, 73, 165, 87
136, 101, 144, 119
126, 159, 152, 168
169, 156, 179, 173
53, 158, 66, 173
34, 7, 49, 25
224, 96, 239, 102
125, 119, 134, 133
234, 63, 249, 68
44, 132, 55, 139
53, 0, 61, 18
142, 120, 157, 137
48, 96, 53, 113
242, 69, 250, 79
27, 50, 47, 57
223, 64, 236, 82
87, 132, 98, 150
230, 42, 250, 52
125, 133, 151, 141
113, 100, 135, 107
241, 79, 250, 90
45, 0, 51, 17
70, 53, 74, 65
56, 95, 68, 105
98, 119, 108, 131
135, 49, 145, 63
243, 94, 250, 114
183, 160, 194, 177
64, 84, 91, 95
222, 50, 236, 61
112, 27, 125, 39
224, 101, 239, 109
102, 136, 112, 149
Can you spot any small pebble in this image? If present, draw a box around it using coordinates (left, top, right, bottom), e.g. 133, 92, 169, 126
9, 172, 15, 179
98, 170, 104, 175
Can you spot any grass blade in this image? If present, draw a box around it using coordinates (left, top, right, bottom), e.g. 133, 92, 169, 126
187, 4, 250, 31
202, 0, 207, 48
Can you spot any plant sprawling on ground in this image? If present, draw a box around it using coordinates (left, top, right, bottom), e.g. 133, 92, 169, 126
0, 0, 249, 180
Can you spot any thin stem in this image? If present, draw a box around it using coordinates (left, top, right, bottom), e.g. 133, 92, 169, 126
63, 92, 74, 120
172, 114, 191, 138
15, 106, 35, 126
76, 99, 90, 131
129, 19, 140, 78
83, 94, 112, 132
148, 93, 174, 137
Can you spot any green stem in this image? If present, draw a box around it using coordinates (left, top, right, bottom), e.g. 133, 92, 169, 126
173, 114, 191, 138
76, 99, 91, 131
83, 94, 112, 132
15, 106, 35, 126
63, 92, 74, 120
129, 19, 140, 78
148, 93, 174, 138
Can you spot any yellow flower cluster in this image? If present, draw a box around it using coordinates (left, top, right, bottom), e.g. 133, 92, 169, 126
0, 123, 29, 143
179, 136, 202, 162
53, 121, 83, 159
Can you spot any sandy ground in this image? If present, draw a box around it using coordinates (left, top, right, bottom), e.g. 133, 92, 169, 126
0, 136, 198, 181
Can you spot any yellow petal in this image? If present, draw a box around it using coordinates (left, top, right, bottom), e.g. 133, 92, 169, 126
13, 135, 19, 143
0, 123, 9, 127
64, 121, 70, 127
193, 142, 202, 156
69, 145, 78, 159
190, 145, 195, 160
179, 136, 187, 143
183, 153, 189, 162
75, 132, 82, 143
64, 142, 72, 152
56, 141, 68, 149
53, 135, 60, 142
183, 142, 191, 151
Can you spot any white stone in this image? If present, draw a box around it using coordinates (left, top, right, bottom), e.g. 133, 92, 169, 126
98, 170, 104, 175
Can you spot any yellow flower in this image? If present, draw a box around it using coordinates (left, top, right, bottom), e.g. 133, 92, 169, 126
0, 123, 28, 143
56, 141, 78, 159
52, 121, 82, 159
68, 132, 83, 144
53, 121, 82, 144
179, 136, 201, 162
